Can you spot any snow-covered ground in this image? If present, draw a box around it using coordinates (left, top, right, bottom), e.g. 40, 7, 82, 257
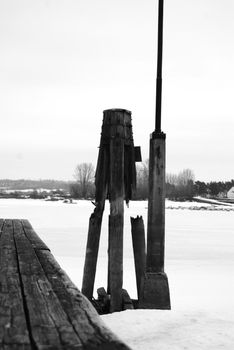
0, 199, 234, 349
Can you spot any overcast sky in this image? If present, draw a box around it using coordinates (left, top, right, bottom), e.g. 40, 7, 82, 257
1, 0, 234, 181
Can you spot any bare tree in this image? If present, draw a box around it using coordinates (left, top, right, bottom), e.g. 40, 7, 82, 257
166, 172, 178, 185
165, 168, 195, 200
177, 169, 195, 186
73, 163, 95, 198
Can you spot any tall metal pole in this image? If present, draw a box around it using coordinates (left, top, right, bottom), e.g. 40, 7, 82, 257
139, 0, 170, 309
155, 0, 164, 133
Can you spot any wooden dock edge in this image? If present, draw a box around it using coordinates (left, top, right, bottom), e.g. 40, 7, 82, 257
23, 219, 131, 350
0, 219, 131, 350
35, 249, 130, 349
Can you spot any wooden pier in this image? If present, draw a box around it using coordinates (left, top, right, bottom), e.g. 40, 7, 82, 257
0, 218, 130, 350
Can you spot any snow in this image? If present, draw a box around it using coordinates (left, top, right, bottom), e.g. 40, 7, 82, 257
0, 198, 234, 349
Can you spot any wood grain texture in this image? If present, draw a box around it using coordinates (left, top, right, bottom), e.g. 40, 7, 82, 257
13, 219, 82, 349
36, 249, 130, 349
82, 201, 105, 300
21, 219, 50, 251
0, 219, 131, 350
108, 133, 124, 312
0, 220, 30, 349
2, 345, 31, 350
130, 216, 146, 300
147, 136, 166, 272
0, 219, 4, 237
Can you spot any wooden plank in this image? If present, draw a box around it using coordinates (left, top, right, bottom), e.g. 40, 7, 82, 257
108, 214, 124, 312
1, 218, 131, 349
108, 133, 124, 312
0, 219, 31, 349
0, 219, 4, 236
2, 345, 31, 350
130, 216, 146, 300
21, 219, 50, 251
82, 201, 105, 300
36, 249, 131, 349
82, 141, 109, 301
13, 220, 83, 349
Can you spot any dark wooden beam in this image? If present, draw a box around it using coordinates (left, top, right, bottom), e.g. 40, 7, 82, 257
130, 216, 146, 300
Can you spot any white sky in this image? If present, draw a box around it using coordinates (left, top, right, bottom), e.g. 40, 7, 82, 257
0, 0, 234, 181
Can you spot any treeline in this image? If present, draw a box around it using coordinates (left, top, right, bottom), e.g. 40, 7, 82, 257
195, 180, 234, 197
69, 162, 234, 201
134, 163, 195, 200
134, 161, 234, 200
68, 162, 196, 200
2, 163, 233, 201
0, 179, 70, 191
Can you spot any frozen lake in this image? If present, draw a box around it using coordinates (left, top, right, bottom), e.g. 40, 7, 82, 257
0, 198, 233, 308
1, 198, 234, 349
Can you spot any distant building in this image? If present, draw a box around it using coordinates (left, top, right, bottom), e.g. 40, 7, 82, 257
227, 187, 234, 199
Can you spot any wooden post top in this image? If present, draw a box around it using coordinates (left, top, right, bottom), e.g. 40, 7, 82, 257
95, 108, 137, 204
103, 108, 131, 114
100, 109, 133, 145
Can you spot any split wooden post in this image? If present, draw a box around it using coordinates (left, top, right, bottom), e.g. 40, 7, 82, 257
130, 216, 146, 301
81, 201, 105, 300
82, 133, 109, 300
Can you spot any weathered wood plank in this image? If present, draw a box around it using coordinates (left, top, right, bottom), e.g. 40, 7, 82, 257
36, 249, 131, 349
82, 201, 105, 300
0, 219, 4, 236
1, 218, 131, 349
0, 219, 31, 349
82, 140, 110, 301
13, 220, 83, 349
108, 214, 124, 312
2, 345, 31, 350
130, 216, 146, 300
108, 133, 125, 312
21, 219, 50, 251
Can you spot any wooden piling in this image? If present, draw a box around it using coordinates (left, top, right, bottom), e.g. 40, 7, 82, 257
81, 201, 105, 300
147, 133, 166, 273
82, 108, 137, 313
139, 132, 170, 309
108, 110, 125, 312
130, 216, 146, 300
